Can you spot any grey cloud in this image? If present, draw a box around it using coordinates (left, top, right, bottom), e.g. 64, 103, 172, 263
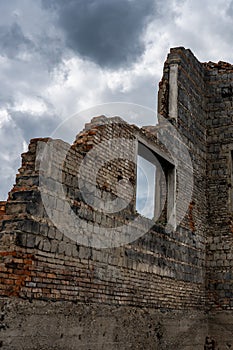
0, 2, 66, 199
0, 22, 33, 59
0, 110, 61, 200
226, 1, 233, 16
0, 0, 65, 70
104, 75, 158, 116
0, 119, 25, 199
0, 0, 165, 200
35, 35, 64, 71
43, 0, 156, 68
10, 111, 61, 142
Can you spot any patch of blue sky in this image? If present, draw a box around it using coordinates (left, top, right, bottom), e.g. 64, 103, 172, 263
136, 155, 156, 219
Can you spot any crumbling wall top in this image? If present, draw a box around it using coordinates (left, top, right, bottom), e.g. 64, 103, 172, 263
0, 201, 6, 220
203, 60, 233, 71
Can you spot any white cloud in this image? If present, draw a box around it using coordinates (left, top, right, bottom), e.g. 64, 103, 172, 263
12, 96, 48, 115
0, 109, 11, 127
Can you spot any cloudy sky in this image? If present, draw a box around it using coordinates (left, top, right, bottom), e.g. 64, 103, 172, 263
1, 0, 233, 199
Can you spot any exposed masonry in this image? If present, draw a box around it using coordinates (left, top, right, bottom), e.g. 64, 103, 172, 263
0, 47, 233, 349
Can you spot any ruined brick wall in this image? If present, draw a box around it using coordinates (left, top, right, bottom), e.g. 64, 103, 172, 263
205, 61, 233, 310
158, 47, 233, 347
160, 47, 208, 237
0, 116, 205, 309
157, 47, 208, 311
1, 47, 233, 349
0, 109, 208, 349
160, 48, 233, 314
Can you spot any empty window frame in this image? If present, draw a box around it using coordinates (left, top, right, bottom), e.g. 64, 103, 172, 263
136, 142, 176, 226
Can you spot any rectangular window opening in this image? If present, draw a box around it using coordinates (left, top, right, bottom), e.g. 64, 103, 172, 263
136, 142, 176, 227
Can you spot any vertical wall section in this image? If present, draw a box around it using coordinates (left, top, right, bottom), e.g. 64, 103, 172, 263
205, 61, 233, 346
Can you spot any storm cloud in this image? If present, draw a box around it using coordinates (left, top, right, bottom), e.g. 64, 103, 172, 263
0, 22, 33, 59
1, 0, 233, 200
43, 0, 157, 68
